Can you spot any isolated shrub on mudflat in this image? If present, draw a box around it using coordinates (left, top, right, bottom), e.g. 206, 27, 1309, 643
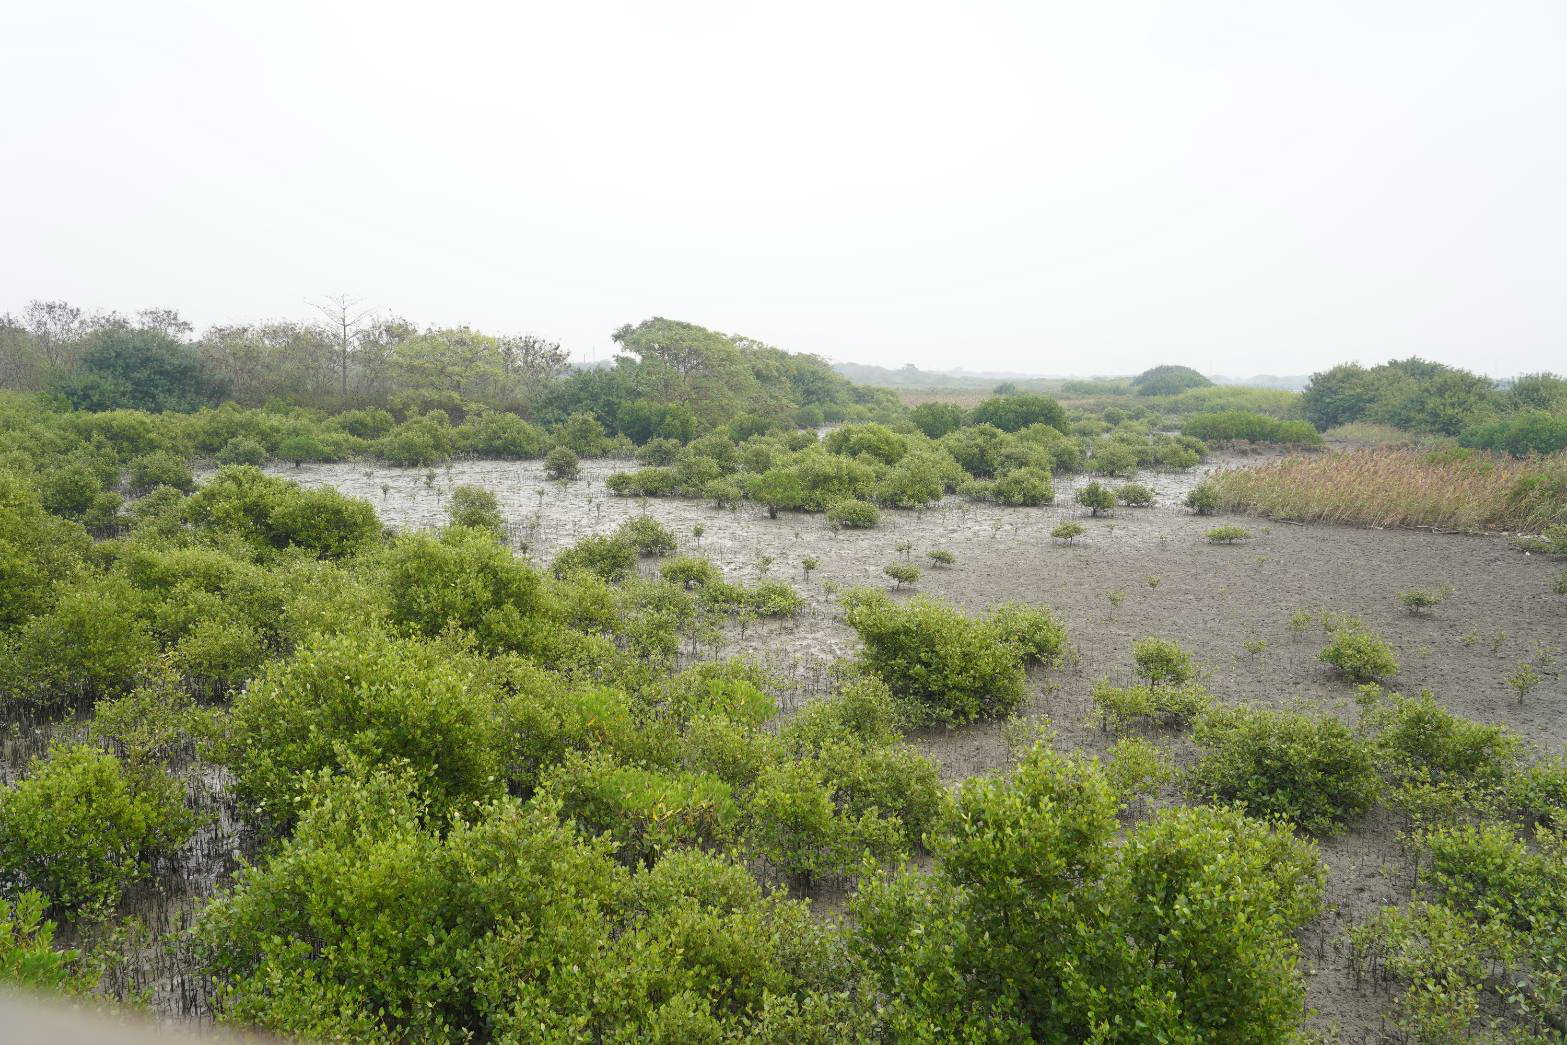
1190, 706, 1380, 834
1051, 521, 1085, 544
615, 516, 677, 557
842, 589, 1026, 724
1116, 482, 1154, 507
1184, 481, 1221, 515
543, 445, 579, 480
827, 498, 880, 529
447, 484, 504, 535
1132, 637, 1195, 687
1397, 587, 1446, 615
1205, 525, 1250, 544
1320, 628, 1398, 682
1092, 679, 1210, 733
1075, 481, 1115, 516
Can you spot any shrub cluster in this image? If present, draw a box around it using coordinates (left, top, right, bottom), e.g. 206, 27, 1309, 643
842, 590, 1065, 724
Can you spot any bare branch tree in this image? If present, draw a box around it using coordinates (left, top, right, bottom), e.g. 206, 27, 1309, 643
310, 294, 375, 398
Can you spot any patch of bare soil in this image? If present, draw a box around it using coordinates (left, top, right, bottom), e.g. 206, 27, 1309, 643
273, 455, 1567, 1041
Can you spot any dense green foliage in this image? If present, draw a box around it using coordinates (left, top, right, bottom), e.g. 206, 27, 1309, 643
1182, 410, 1322, 445
841, 590, 1063, 725
1190, 706, 1380, 834
200, 766, 875, 1041
1302, 359, 1567, 455
854, 743, 1324, 1041
1302, 358, 1501, 435
0, 745, 195, 909
1320, 626, 1399, 682
1131, 364, 1213, 396
0, 891, 97, 994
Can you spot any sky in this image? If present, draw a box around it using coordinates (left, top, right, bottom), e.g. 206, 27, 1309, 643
2, 1, 1564, 378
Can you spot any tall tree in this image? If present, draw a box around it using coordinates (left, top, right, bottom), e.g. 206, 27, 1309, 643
612, 317, 756, 426
311, 294, 374, 399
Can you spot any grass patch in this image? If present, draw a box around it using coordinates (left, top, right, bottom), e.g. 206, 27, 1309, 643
1205, 448, 1567, 533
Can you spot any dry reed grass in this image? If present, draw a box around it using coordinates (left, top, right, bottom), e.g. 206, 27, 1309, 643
1207, 448, 1567, 533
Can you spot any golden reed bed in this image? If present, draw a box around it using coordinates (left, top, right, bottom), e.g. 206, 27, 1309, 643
1207, 448, 1567, 533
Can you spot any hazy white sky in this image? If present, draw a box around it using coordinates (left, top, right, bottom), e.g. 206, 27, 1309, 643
3, 1, 1563, 377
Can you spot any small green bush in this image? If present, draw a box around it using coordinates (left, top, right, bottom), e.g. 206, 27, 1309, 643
553, 534, 638, 583
1398, 587, 1447, 615
1205, 525, 1250, 544
454, 411, 544, 458
926, 548, 955, 567
380, 526, 544, 648
615, 516, 677, 557
1075, 481, 1115, 516
543, 445, 580, 480
1104, 737, 1175, 803
1131, 637, 1195, 687
884, 563, 919, 589
743, 760, 903, 884
605, 467, 677, 497
1365, 691, 1520, 790
543, 754, 739, 867
853, 743, 1325, 1043
635, 437, 683, 466
276, 434, 329, 467
827, 498, 879, 529
216, 436, 268, 466
0, 744, 196, 909
843, 589, 1026, 724
1182, 411, 1323, 446
992, 468, 1053, 507
379, 418, 454, 466
1320, 628, 1398, 682
1185, 481, 1221, 515
1116, 483, 1154, 507
1051, 521, 1085, 544
704, 478, 743, 508
129, 450, 195, 493
988, 603, 1068, 667
661, 555, 721, 590
735, 579, 798, 617
447, 484, 504, 535
1092, 679, 1210, 733
1190, 706, 1380, 834
217, 630, 505, 827
0, 891, 98, 993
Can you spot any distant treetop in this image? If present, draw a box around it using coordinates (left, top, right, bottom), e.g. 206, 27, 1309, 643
1132, 365, 1214, 397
